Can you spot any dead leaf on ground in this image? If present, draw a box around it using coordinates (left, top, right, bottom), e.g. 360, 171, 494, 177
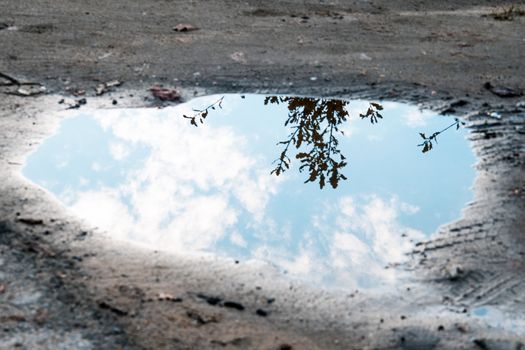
150, 86, 181, 101
173, 23, 199, 32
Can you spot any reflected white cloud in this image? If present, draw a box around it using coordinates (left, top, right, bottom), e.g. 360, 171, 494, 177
67, 100, 280, 252
403, 108, 434, 128
382, 101, 431, 128
256, 195, 425, 288
70, 189, 135, 241
109, 142, 130, 160
230, 231, 248, 248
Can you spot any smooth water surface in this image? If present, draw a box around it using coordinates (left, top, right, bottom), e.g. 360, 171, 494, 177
24, 95, 476, 289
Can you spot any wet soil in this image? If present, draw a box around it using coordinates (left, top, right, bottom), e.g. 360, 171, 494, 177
1, 0, 524, 349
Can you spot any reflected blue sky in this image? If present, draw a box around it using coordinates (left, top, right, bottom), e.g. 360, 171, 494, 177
472, 306, 525, 333
23, 94, 476, 289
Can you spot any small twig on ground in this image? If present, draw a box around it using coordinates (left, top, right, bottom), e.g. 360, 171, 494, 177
0, 72, 20, 85
0, 72, 43, 87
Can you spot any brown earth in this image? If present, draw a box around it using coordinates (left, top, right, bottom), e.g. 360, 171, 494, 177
1, 0, 524, 349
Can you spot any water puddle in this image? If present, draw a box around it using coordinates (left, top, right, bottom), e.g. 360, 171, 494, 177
23, 94, 475, 289
471, 306, 525, 334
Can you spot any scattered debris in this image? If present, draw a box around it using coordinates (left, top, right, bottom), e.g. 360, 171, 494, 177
223, 301, 245, 311
96, 80, 122, 96
186, 310, 218, 325
195, 293, 245, 311
76, 231, 88, 240
484, 5, 525, 21
440, 99, 469, 114
68, 98, 87, 109
98, 301, 129, 316
5, 85, 46, 97
17, 218, 44, 225
72, 89, 85, 96
20, 239, 56, 257
484, 82, 523, 98
59, 98, 87, 109
1, 314, 26, 323
474, 339, 524, 350
473, 339, 489, 350
358, 52, 372, 61
150, 85, 181, 101
255, 309, 268, 317
33, 308, 49, 325
98, 52, 113, 60
450, 99, 469, 108
20, 23, 55, 34
230, 51, 247, 64
397, 328, 441, 349
196, 293, 222, 306
157, 292, 182, 302
278, 344, 293, 350
173, 23, 199, 32
455, 323, 468, 333
210, 337, 251, 347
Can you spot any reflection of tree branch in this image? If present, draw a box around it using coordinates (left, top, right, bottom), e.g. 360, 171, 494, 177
265, 96, 382, 189
359, 102, 384, 124
183, 96, 224, 126
418, 118, 465, 153
271, 126, 299, 176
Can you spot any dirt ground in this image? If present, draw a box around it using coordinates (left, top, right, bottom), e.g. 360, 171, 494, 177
0, 0, 524, 349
